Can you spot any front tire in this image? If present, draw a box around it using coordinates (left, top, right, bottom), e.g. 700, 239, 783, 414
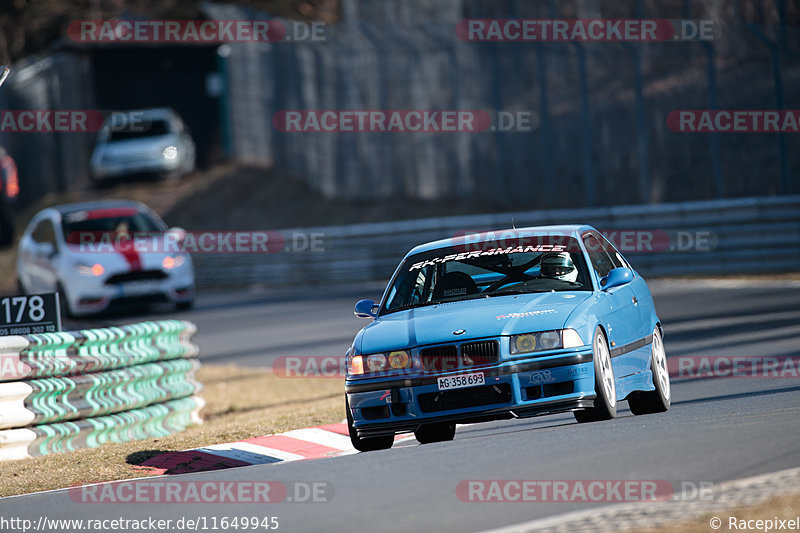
176, 299, 194, 311
0, 214, 14, 247
628, 327, 671, 415
346, 397, 394, 452
414, 422, 456, 444
574, 326, 617, 423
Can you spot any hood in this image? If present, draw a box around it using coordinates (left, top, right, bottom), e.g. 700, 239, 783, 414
359, 292, 592, 354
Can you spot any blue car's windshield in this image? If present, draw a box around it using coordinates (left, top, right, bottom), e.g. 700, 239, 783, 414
382, 236, 590, 314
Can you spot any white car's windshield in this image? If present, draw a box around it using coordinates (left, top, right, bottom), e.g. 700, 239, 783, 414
62, 208, 165, 244
382, 236, 590, 314
106, 119, 171, 142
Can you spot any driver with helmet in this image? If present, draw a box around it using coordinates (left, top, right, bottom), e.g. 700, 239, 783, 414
540, 252, 578, 283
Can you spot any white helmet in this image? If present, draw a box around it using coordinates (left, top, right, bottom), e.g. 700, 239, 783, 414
540, 252, 578, 283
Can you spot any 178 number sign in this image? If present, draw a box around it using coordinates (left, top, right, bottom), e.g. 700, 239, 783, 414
0, 293, 61, 336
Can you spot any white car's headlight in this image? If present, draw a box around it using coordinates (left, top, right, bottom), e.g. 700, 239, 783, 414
510, 329, 584, 355
162, 255, 187, 269
76, 263, 105, 277
162, 145, 178, 160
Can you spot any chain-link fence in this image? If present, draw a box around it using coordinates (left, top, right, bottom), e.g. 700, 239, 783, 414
0, 52, 96, 205
215, 0, 800, 209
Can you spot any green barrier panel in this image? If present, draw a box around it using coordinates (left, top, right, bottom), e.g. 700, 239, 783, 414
0, 320, 203, 460
3, 359, 201, 428
1, 320, 197, 383
27, 396, 204, 457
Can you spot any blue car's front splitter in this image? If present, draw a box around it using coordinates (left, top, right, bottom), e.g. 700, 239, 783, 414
346, 349, 596, 438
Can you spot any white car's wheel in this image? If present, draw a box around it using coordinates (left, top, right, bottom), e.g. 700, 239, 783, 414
629, 327, 671, 415
574, 326, 617, 423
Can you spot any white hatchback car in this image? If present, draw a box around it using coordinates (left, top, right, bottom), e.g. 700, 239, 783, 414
17, 200, 195, 316
89, 108, 196, 185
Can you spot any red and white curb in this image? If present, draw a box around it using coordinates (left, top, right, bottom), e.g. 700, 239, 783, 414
140, 423, 414, 475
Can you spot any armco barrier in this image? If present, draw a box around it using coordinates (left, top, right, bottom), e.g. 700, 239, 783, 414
0, 321, 202, 460
191, 195, 800, 287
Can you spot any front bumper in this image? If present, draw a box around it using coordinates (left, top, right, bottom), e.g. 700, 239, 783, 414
63, 268, 195, 315
91, 156, 182, 179
346, 349, 595, 438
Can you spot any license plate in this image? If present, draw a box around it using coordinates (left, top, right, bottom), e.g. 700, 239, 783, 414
120, 281, 158, 296
437, 372, 485, 391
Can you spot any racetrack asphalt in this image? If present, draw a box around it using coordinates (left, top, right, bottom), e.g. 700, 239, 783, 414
4, 279, 799, 532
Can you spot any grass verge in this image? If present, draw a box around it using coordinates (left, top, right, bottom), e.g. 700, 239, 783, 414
0, 364, 344, 498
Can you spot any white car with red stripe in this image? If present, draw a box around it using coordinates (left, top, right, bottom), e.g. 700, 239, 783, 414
16, 200, 194, 316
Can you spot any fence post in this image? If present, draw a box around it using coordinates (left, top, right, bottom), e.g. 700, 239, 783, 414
703, 41, 723, 198
216, 45, 232, 157
624, 43, 650, 203
745, 23, 789, 194
573, 44, 595, 206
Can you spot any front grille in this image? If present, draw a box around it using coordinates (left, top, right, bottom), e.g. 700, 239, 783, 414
417, 383, 512, 413
461, 340, 499, 366
420, 345, 459, 372
105, 270, 167, 285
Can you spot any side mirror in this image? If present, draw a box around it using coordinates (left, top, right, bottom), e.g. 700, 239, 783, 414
354, 299, 378, 319
600, 267, 633, 290
166, 227, 187, 245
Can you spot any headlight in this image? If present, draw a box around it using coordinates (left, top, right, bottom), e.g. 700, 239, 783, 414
162, 255, 187, 269
510, 329, 584, 355
348, 350, 412, 375
76, 263, 105, 277
162, 145, 178, 160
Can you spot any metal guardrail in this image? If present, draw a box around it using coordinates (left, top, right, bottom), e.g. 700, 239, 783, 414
192, 195, 800, 287
0, 321, 202, 460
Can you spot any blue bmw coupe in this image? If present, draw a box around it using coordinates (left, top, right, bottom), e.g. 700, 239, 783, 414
345, 225, 670, 451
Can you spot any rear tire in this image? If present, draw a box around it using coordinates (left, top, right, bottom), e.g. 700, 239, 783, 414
346, 397, 394, 452
628, 327, 671, 415
574, 326, 617, 423
414, 422, 456, 444
0, 214, 14, 247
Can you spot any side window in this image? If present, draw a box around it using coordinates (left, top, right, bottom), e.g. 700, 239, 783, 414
31, 219, 57, 246
599, 234, 628, 269
582, 233, 615, 278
